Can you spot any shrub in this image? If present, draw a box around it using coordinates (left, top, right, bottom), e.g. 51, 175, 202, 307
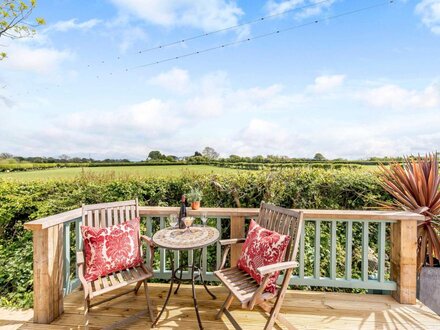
0, 168, 391, 308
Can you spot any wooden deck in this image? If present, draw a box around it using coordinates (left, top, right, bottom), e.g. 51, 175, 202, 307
2, 283, 439, 330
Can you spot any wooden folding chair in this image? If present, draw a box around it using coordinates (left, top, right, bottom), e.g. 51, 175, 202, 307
214, 202, 304, 330
76, 199, 155, 329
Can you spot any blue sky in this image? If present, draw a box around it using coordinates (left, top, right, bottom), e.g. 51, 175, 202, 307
1, 0, 439, 160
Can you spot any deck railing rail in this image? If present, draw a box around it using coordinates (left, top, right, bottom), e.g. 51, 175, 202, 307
24, 206, 423, 324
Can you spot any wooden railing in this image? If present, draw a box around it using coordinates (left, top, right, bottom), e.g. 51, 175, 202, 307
24, 206, 423, 324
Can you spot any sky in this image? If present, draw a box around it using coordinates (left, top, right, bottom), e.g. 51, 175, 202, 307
0, 0, 439, 160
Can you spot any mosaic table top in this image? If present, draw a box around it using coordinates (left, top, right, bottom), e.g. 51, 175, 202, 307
152, 226, 220, 250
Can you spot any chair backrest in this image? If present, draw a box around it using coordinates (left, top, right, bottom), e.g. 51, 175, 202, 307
255, 202, 304, 263
82, 199, 139, 228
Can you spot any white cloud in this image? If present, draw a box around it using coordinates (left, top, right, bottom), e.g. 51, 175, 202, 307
307, 74, 345, 93
181, 72, 296, 117
65, 99, 183, 135
357, 82, 440, 109
109, 0, 244, 31
149, 68, 191, 94
118, 26, 149, 53
416, 0, 440, 35
228, 111, 440, 159
6, 70, 303, 158
240, 119, 290, 147
185, 95, 225, 116
19, 98, 187, 159
0, 44, 72, 74
4, 66, 440, 160
48, 18, 102, 32
265, 0, 336, 18
183, 71, 228, 116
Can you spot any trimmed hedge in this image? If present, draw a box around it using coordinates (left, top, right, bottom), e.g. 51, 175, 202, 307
0, 168, 391, 308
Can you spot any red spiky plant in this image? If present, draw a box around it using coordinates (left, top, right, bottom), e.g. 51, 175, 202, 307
379, 153, 440, 272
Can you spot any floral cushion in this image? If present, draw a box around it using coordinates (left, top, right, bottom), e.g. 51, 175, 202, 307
81, 217, 143, 282
237, 219, 291, 293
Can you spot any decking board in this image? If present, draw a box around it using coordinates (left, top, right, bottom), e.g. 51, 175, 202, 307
2, 283, 439, 329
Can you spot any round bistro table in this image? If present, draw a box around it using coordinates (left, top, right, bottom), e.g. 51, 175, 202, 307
151, 226, 220, 329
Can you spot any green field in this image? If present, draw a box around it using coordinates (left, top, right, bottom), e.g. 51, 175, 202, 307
0, 165, 243, 181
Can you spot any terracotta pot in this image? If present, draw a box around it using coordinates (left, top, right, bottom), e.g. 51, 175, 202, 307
191, 201, 200, 210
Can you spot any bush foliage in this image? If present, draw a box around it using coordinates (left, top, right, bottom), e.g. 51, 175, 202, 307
0, 168, 390, 308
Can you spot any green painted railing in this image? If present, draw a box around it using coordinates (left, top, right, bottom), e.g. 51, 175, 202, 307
293, 219, 395, 290
62, 217, 82, 295
25, 206, 421, 324
60, 210, 397, 295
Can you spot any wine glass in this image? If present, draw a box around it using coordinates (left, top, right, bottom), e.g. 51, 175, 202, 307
169, 214, 178, 228
201, 212, 208, 227
183, 216, 194, 233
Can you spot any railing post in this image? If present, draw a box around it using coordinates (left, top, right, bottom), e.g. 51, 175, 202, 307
32, 224, 64, 323
390, 219, 417, 304
230, 216, 245, 266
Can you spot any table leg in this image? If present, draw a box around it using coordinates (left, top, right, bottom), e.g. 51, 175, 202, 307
151, 250, 175, 328
174, 252, 183, 295
191, 256, 203, 330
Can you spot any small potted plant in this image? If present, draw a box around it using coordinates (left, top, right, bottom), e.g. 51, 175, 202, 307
187, 187, 202, 210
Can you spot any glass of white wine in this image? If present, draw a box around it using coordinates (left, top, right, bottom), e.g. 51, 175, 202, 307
169, 214, 178, 229
201, 212, 208, 227
183, 216, 194, 233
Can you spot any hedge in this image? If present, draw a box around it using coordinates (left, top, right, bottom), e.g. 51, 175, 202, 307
0, 168, 391, 308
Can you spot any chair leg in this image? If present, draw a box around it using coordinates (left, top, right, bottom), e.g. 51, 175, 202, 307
264, 269, 294, 330
260, 302, 295, 330
263, 293, 287, 330
143, 280, 155, 322
84, 298, 90, 330
134, 280, 143, 294
216, 291, 234, 320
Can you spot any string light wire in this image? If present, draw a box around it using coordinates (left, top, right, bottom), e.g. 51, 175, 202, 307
136, 0, 335, 54
129, 0, 394, 71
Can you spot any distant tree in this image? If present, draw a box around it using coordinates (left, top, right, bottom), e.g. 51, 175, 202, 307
165, 155, 178, 162
202, 146, 219, 160
252, 155, 264, 162
0, 0, 45, 60
187, 155, 208, 163
147, 150, 164, 160
313, 153, 327, 161
267, 155, 289, 162
59, 154, 70, 161
0, 152, 13, 159
228, 155, 241, 162
194, 151, 202, 157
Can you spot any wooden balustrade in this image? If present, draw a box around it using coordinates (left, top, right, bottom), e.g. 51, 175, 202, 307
24, 206, 423, 324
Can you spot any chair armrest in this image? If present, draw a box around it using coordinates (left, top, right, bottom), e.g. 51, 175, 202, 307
217, 238, 245, 270
140, 235, 155, 270
76, 251, 89, 298
257, 261, 299, 276
248, 261, 299, 310
219, 238, 246, 246
140, 235, 155, 247
76, 251, 84, 265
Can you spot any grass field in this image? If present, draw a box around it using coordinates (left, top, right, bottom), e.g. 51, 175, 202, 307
0, 165, 243, 181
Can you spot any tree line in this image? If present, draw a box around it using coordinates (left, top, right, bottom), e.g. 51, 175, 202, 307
1, 148, 407, 165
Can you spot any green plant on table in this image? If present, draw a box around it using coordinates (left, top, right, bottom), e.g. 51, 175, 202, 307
379, 153, 440, 271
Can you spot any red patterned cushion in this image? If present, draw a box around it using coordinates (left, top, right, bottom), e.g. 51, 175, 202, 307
81, 217, 143, 282
237, 219, 291, 293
